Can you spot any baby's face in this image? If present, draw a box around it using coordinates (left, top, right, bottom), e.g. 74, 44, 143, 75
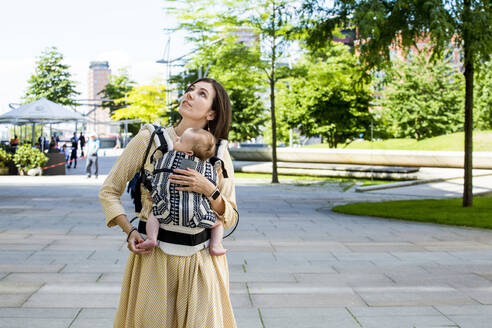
174, 129, 196, 154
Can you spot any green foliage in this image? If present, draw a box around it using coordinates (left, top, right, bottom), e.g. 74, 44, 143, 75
99, 68, 136, 115
301, 0, 492, 69
332, 196, 492, 229
0, 149, 12, 167
278, 42, 373, 148
186, 36, 268, 142
23, 47, 80, 106
475, 61, 492, 130
166, 0, 299, 181
111, 82, 170, 126
377, 49, 465, 140
13, 145, 48, 172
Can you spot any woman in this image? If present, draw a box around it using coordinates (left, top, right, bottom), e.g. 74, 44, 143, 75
99, 78, 238, 327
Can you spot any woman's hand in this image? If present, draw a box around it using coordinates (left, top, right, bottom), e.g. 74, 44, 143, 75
169, 168, 215, 196
127, 230, 153, 255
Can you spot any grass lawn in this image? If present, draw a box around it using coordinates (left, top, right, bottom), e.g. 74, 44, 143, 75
332, 196, 492, 229
234, 172, 392, 187
305, 131, 492, 151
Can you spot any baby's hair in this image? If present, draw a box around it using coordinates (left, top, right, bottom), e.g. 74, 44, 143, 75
189, 128, 216, 161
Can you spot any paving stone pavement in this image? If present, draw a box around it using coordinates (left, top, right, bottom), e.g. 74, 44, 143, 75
1, 158, 492, 327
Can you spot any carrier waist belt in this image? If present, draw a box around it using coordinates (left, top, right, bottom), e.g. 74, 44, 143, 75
137, 220, 211, 246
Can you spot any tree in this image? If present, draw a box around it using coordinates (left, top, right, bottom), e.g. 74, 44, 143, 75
166, 0, 297, 183
474, 60, 492, 130
111, 82, 170, 126
99, 68, 136, 115
301, 0, 492, 206
23, 46, 80, 106
378, 49, 464, 140
187, 37, 267, 142
279, 42, 373, 148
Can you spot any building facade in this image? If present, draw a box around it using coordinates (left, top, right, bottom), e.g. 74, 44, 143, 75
87, 61, 116, 137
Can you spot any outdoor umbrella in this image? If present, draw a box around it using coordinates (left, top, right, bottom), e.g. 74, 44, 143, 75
0, 97, 86, 145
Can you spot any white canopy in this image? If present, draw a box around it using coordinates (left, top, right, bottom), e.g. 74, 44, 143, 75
0, 97, 85, 124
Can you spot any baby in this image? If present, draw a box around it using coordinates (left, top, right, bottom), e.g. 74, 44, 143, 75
138, 127, 227, 256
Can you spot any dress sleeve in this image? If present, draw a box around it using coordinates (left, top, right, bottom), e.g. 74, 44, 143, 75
98, 128, 151, 227
214, 148, 238, 230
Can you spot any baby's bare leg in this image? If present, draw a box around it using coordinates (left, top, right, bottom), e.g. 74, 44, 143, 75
209, 220, 227, 256
137, 211, 159, 249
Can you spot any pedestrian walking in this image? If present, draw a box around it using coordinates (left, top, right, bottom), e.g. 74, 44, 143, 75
85, 132, 99, 178
79, 132, 86, 157
99, 78, 238, 328
67, 132, 78, 169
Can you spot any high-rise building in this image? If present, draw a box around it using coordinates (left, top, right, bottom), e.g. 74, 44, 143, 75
88, 61, 115, 137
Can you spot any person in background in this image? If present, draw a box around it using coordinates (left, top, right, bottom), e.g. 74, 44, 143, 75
62, 144, 70, 166
67, 132, 78, 169
38, 135, 46, 152
85, 132, 99, 178
10, 135, 19, 152
52, 133, 60, 149
79, 132, 86, 157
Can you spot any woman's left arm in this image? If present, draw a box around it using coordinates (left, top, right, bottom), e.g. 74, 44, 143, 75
170, 149, 238, 229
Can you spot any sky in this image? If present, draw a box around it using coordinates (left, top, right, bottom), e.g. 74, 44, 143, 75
0, 0, 188, 114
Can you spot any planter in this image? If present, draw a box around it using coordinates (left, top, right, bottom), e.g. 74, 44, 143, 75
0, 167, 8, 175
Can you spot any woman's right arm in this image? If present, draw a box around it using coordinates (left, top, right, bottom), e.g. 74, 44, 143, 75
98, 127, 153, 253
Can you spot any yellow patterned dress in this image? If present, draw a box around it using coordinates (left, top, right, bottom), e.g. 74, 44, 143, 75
99, 126, 238, 328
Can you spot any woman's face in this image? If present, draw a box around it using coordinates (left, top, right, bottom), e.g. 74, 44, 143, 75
179, 81, 216, 124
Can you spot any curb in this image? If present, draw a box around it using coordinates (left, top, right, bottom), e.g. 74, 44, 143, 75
355, 172, 492, 192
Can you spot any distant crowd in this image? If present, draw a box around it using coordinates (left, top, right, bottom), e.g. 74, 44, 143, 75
7, 131, 102, 177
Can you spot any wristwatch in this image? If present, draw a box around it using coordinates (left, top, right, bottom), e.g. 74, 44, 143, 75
209, 188, 221, 200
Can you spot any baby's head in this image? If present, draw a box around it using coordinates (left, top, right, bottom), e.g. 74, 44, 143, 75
174, 128, 216, 161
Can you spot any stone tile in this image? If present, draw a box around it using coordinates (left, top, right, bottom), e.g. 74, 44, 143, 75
446, 315, 492, 328
260, 307, 361, 328
0, 294, 31, 307
230, 272, 296, 283
0, 318, 73, 328
230, 293, 253, 308
233, 308, 262, 328
77, 308, 117, 319
61, 263, 126, 273
355, 286, 478, 306
3, 273, 100, 283
0, 281, 42, 294
252, 293, 365, 307
435, 304, 492, 315
294, 273, 394, 286
0, 264, 64, 273
355, 314, 457, 328
24, 293, 119, 308
0, 307, 79, 318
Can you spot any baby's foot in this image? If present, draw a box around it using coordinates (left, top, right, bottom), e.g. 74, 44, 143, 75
137, 238, 157, 249
209, 244, 227, 256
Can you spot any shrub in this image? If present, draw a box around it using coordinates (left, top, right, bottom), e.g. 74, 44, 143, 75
0, 148, 12, 167
13, 145, 48, 174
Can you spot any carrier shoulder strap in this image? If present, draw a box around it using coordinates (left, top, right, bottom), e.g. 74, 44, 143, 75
149, 125, 173, 163
209, 139, 229, 178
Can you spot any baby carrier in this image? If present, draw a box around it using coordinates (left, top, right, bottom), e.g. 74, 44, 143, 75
127, 124, 232, 233
147, 128, 228, 229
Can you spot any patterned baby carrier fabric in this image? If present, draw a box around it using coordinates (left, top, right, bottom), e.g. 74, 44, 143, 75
144, 125, 229, 229
151, 150, 219, 228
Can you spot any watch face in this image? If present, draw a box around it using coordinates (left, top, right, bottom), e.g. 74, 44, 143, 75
212, 189, 220, 200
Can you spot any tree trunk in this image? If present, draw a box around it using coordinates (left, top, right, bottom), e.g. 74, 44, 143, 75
270, 77, 279, 183
462, 0, 473, 207
270, 0, 279, 184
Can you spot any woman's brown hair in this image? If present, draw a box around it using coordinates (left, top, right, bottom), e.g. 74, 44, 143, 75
185, 78, 232, 140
